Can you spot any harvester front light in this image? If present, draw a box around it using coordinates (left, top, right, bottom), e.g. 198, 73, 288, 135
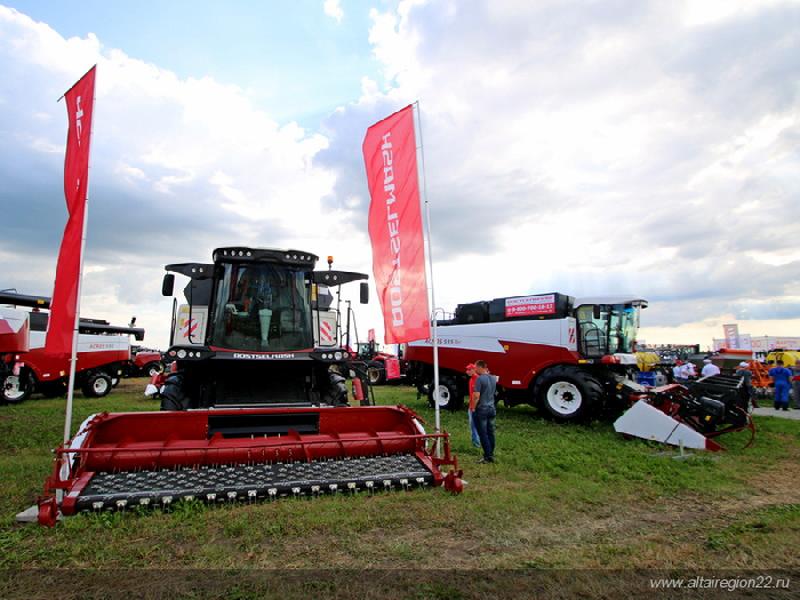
334, 351, 343, 361
177, 349, 187, 359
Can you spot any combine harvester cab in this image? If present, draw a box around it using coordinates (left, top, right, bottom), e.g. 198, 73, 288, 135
0, 292, 143, 403
152, 247, 375, 410
34, 248, 462, 526
405, 293, 649, 421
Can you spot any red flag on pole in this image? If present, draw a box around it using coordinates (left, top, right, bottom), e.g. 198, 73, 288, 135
46, 66, 96, 355
363, 105, 430, 344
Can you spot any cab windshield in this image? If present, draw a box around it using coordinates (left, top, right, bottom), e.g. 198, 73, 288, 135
576, 303, 640, 357
210, 262, 312, 351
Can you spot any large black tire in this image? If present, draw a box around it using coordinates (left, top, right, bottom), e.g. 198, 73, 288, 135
160, 373, 190, 411
144, 361, 165, 378
534, 365, 604, 422
367, 361, 386, 386
2, 371, 33, 404
427, 376, 464, 411
322, 372, 349, 407
81, 373, 113, 398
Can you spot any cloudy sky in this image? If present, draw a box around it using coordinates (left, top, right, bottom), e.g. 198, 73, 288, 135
1, 0, 799, 350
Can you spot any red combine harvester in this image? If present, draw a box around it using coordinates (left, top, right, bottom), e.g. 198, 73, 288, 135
33, 248, 462, 525
405, 293, 648, 421
1, 292, 144, 402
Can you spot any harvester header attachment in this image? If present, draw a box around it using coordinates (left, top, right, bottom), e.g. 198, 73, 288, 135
35, 405, 463, 526
614, 374, 755, 451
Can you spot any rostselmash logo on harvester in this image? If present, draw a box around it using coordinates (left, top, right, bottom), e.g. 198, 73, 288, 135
381, 131, 404, 328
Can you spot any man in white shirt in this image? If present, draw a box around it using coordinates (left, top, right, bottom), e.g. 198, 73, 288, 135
685, 361, 697, 378
701, 358, 721, 378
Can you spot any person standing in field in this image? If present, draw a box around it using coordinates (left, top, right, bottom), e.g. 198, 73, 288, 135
471, 360, 497, 463
465, 363, 480, 448
735, 361, 756, 409
769, 360, 793, 411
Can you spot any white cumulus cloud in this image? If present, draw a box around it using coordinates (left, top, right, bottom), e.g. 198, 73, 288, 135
323, 0, 344, 23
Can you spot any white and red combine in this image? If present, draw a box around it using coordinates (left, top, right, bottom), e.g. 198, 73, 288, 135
405, 292, 647, 420
404, 291, 754, 449
1, 291, 143, 403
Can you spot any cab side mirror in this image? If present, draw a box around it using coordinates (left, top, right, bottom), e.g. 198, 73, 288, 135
360, 282, 369, 304
162, 273, 175, 297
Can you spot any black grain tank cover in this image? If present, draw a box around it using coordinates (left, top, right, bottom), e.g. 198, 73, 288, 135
488, 293, 574, 322
454, 301, 490, 324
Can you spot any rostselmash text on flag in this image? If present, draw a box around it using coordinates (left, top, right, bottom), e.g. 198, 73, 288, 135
45, 66, 96, 355
362, 105, 430, 344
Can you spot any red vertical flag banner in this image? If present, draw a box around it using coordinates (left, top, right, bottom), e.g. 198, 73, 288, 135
363, 105, 430, 344
45, 66, 96, 355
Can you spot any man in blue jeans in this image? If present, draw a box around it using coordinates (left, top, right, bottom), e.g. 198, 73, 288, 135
466, 363, 481, 448
471, 360, 497, 463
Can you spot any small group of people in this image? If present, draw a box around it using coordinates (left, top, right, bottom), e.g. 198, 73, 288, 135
735, 359, 799, 411
671, 357, 722, 384
465, 361, 496, 463
671, 359, 697, 383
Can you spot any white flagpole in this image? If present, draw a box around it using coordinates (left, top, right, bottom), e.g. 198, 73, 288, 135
413, 101, 441, 456
62, 71, 96, 447
62, 204, 89, 446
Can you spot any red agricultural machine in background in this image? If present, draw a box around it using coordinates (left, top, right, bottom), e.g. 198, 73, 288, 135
33, 247, 462, 525
1, 291, 144, 403
124, 346, 165, 378
356, 340, 404, 385
0, 292, 39, 400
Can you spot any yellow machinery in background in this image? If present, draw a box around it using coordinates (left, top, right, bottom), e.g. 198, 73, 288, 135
766, 350, 800, 367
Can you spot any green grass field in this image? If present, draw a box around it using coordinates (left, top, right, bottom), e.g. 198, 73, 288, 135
1, 379, 799, 578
